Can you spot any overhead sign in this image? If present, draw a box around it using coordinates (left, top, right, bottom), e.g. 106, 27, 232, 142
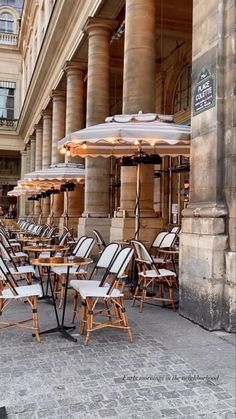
193, 68, 215, 116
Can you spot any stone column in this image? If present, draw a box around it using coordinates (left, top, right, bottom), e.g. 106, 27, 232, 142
34, 124, 43, 218
24, 142, 31, 216
35, 124, 43, 171
179, 0, 234, 332
41, 109, 52, 219
50, 90, 65, 226
78, 18, 117, 243
110, 0, 163, 243
60, 61, 85, 233
26, 142, 31, 174
29, 136, 36, 172
19, 150, 27, 218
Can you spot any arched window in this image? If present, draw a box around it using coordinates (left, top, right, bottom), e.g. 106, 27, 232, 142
173, 65, 191, 114
0, 12, 14, 33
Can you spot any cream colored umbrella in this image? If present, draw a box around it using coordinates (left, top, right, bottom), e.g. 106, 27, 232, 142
22, 163, 85, 227
7, 186, 45, 220
58, 112, 191, 239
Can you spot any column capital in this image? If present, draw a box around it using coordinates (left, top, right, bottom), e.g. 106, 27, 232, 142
20, 149, 27, 157
51, 89, 66, 101
64, 60, 87, 75
84, 17, 117, 37
29, 135, 36, 144
34, 123, 43, 132
41, 109, 52, 118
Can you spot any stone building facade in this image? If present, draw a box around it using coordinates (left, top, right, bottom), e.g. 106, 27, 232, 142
0, 0, 235, 332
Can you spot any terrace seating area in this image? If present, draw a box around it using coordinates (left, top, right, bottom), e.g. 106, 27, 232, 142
0, 219, 180, 345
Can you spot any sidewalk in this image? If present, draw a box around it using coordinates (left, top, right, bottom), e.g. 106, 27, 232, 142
0, 295, 235, 419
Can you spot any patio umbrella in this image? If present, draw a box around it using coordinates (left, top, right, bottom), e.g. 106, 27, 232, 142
8, 186, 45, 220
58, 112, 191, 239
22, 162, 85, 227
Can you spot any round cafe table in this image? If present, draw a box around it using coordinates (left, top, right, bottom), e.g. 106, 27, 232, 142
23, 244, 69, 257
25, 245, 69, 298
31, 256, 93, 342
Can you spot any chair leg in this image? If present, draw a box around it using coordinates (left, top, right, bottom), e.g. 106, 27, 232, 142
30, 296, 40, 342
104, 299, 113, 322
132, 278, 142, 307
26, 273, 32, 284
118, 297, 133, 342
169, 286, 176, 311
160, 284, 165, 307
140, 279, 147, 313
72, 291, 79, 323
59, 275, 66, 309
84, 297, 93, 345
79, 300, 87, 335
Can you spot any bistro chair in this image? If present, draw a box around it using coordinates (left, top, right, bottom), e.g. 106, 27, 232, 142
71, 242, 121, 322
0, 235, 29, 262
0, 231, 21, 251
0, 242, 35, 284
93, 229, 106, 254
151, 232, 178, 266
131, 240, 177, 312
52, 237, 95, 307
70, 246, 134, 345
0, 257, 42, 342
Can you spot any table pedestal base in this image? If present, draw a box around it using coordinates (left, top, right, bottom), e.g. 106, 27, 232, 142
34, 325, 77, 342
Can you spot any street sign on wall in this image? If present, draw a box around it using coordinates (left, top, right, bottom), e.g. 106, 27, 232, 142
193, 67, 215, 116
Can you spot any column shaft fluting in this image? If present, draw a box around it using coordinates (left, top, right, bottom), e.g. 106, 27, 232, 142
35, 124, 43, 171
64, 62, 85, 227
51, 91, 66, 219
51, 90, 66, 165
120, 0, 156, 218
34, 125, 43, 217
29, 137, 36, 172
19, 150, 27, 217
84, 18, 116, 217
42, 109, 52, 169
65, 63, 85, 135
41, 109, 52, 217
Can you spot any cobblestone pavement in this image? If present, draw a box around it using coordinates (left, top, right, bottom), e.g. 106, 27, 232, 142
0, 286, 235, 419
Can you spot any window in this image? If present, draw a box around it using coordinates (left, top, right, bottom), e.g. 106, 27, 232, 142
173, 65, 192, 114
0, 81, 15, 119
0, 12, 14, 33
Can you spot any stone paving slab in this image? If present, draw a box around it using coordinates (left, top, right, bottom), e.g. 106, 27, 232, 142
0, 287, 235, 418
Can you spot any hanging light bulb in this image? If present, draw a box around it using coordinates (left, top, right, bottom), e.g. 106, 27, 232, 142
66, 149, 71, 157
82, 142, 87, 149
60, 147, 66, 154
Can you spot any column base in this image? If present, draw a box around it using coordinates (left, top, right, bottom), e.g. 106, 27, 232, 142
222, 251, 236, 332
110, 216, 164, 245
78, 217, 111, 251
179, 216, 231, 331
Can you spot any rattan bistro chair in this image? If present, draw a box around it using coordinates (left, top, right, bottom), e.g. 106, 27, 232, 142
70, 247, 134, 345
0, 257, 42, 342
52, 237, 95, 307
93, 229, 106, 254
71, 242, 120, 323
131, 240, 177, 312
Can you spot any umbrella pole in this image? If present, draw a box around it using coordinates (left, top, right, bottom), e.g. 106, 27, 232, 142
49, 194, 54, 226
38, 198, 42, 224
64, 190, 68, 228
135, 164, 141, 240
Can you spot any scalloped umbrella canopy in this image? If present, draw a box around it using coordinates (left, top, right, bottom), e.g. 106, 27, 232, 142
58, 113, 190, 157
58, 113, 191, 239
21, 163, 85, 227
23, 162, 85, 185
